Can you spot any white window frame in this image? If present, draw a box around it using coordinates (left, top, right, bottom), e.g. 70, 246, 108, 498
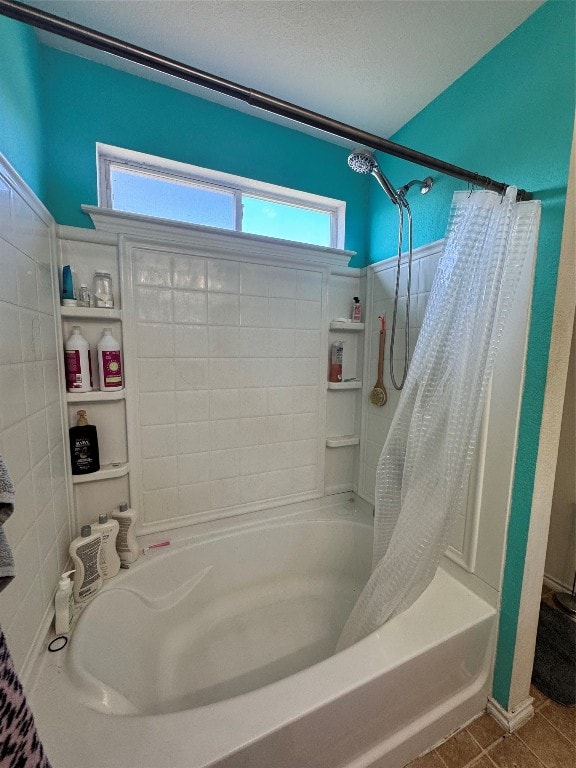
97, 143, 346, 249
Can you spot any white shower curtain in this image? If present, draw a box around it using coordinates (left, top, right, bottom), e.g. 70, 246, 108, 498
337, 186, 541, 652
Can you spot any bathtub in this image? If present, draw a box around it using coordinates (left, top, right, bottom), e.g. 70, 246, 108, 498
30, 494, 497, 768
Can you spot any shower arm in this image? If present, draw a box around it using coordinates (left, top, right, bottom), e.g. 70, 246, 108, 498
0, 0, 532, 201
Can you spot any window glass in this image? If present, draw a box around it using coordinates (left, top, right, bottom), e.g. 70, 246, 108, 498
110, 167, 235, 229
242, 195, 332, 247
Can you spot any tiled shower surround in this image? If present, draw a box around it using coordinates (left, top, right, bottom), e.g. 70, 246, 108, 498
128, 245, 328, 525
0, 160, 70, 676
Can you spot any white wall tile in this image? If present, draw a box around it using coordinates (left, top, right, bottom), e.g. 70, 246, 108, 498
178, 483, 211, 516
208, 293, 239, 326
239, 445, 268, 476
208, 325, 239, 358
239, 295, 269, 327
139, 391, 176, 425
296, 269, 322, 301
143, 487, 179, 523
177, 453, 210, 485
141, 424, 176, 459
239, 389, 268, 418
268, 329, 294, 358
0, 364, 26, 428
175, 325, 208, 358
133, 251, 172, 287
0, 302, 23, 363
175, 358, 208, 390
269, 267, 297, 298
136, 286, 173, 323
240, 473, 268, 504
175, 390, 209, 423
238, 327, 269, 358
208, 259, 240, 294
177, 421, 210, 454
2, 421, 31, 484
142, 456, 178, 491
137, 323, 174, 358
210, 477, 239, 509
210, 389, 240, 421
240, 263, 270, 297
209, 448, 239, 480
172, 255, 206, 291
209, 419, 239, 450
138, 358, 175, 392
173, 290, 207, 325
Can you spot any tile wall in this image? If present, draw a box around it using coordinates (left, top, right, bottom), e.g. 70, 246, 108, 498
0, 158, 70, 676
126, 244, 328, 526
359, 245, 441, 500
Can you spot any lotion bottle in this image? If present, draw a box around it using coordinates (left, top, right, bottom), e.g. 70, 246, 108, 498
69, 525, 103, 602
97, 328, 123, 391
54, 570, 75, 635
112, 502, 139, 565
91, 514, 121, 579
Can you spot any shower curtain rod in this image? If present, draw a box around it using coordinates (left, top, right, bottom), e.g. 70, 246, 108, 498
0, 0, 532, 201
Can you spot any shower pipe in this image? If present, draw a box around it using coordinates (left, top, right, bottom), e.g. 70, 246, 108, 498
0, 0, 532, 202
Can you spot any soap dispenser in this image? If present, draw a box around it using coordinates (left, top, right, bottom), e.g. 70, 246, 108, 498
54, 570, 75, 635
91, 514, 121, 579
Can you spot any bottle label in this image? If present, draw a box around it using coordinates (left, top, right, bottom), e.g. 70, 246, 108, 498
77, 538, 101, 597
101, 350, 123, 388
65, 350, 84, 389
115, 517, 131, 553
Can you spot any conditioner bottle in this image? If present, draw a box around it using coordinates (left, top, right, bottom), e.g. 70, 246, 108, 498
69, 525, 103, 602
97, 328, 123, 391
91, 514, 121, 579
112, 502, 139, 565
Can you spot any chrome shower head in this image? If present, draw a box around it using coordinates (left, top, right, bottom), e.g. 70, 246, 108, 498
347, 150, 400, 206
347, 150, 377, 175
397, 176, 434, 198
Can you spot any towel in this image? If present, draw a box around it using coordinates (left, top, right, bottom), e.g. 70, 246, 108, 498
0, 453, 15, 593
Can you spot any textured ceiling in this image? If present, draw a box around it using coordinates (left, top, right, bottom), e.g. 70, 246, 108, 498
26, 0, 544, 143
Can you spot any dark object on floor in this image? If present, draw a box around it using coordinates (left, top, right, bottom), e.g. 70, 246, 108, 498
532, 600, 576, 707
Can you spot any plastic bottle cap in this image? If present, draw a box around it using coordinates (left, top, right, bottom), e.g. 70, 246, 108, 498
102, 327, 112, 334
81, 525, 92, 537
353, 297, 360, 302
62, 299, 78, 307
58, 570, 75, 588
72, 326, 81, 332
80, 283, 87, 288
98, 514, 108, 524
119, 502, 128, 512
76, 410, 88, 427
95, 270, 111, 276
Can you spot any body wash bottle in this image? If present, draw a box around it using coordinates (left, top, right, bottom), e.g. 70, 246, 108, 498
64, 326, 92, 393
69, 525, 103, 602
112, 502, 139, 565
97, 328, 123, 391
69, 410, 100, 475
91, 514, 121, 579
54, 570, 75, 635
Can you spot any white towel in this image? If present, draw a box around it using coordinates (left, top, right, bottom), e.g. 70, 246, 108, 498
0, 453, 15, 592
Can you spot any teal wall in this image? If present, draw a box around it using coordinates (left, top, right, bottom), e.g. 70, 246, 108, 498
0, 16, 45, 198
369, 0, 574, 709
39, 47, 369, 266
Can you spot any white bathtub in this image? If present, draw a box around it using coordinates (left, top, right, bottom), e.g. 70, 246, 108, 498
30, 494, 497, 768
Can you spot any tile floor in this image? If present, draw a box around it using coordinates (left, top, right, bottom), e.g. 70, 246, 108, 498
404, 585, 576, 768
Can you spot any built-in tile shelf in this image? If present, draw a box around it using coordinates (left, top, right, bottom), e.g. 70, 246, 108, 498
329, 321, 364, 331
327, 380, 362, 390
60, 307, 122, 320
72, 462, 130, 484
326, 435, 360, 448
67, 389, 126, 403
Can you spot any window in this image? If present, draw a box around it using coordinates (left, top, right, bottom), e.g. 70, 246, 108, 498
97, 144, 345, 249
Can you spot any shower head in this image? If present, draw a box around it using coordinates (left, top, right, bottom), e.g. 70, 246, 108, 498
347, 150, 400, 206
397, 176, 434, 198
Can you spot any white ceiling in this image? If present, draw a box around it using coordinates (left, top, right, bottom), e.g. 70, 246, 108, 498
27, 0, 544, 143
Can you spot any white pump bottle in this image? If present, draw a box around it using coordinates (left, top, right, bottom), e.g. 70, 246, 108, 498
54, 570, 75, 634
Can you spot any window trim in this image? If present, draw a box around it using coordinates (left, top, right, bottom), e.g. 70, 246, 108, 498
97, 143, 345, 249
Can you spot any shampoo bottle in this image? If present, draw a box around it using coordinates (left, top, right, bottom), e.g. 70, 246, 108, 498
91, 514, 121, 579
54, 570, 75, 635
97, 328, 123, 391
112, 502, 139, 565
69, 410, 100, 475
69, 525, 103, 602
329, 341, 344, 383
351, 296, 362, 323
64, 326, 92, 392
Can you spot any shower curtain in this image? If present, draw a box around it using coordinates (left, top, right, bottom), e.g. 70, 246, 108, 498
337, 186, 541, 651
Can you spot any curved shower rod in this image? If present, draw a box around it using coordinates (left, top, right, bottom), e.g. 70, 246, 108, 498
0, 0, 532, 201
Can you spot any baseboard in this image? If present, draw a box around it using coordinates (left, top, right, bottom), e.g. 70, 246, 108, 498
487, 695, 534, 732
543, 572, 573, 594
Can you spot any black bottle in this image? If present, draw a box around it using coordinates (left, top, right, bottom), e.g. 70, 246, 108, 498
69, 410, 100, 475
